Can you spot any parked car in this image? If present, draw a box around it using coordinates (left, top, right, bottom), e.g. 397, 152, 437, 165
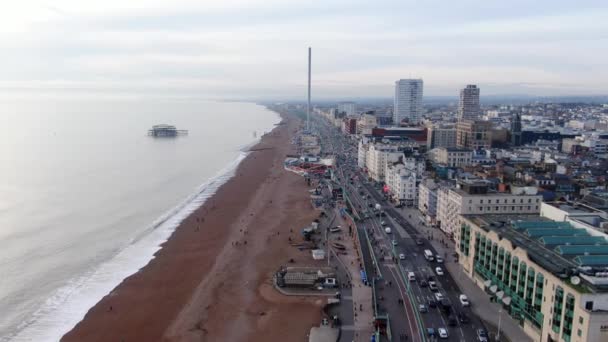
434, 292, 444, 301
385, 227, 392, 234
459, 294, 470, 306
429, 281, 438, 291
436, 255, 444, 263
399, 253, 406, 260
438, 327, 449, 339
428, 298, 437, 308
427, 328, 436, 337
477, 329, 488, 342
392, 239, 398, 246
419, 304, 428, 313
447, 315, 457, 326
435, 267, 444, 276
415, 239, 424, 246
419, 280, 428, 287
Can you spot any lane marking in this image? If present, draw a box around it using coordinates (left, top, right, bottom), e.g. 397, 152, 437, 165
387, 266, 420, 342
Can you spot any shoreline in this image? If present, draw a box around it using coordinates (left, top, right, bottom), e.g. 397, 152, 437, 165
62, 111, 322, 341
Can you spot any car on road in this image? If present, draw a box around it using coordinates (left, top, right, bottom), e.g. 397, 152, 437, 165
385, 227, 392, 234
428, 281, 438, 291
427, 328, 436, 338
380, 221, 386, 226
415, 239, 424, 246
392, 239, 398, 246
428, 298, 437, 308
399, 253, 405, 260
435, 267, 444, 275
434, 292, 444, 301
447, 315, 457, 326
459, 294, 470, 306
476, 329, 488, 342
419, 280, 428, 287
407, 272, 416, 281
418, 304, 428, 313
458, 312, 470, 324
438, 327, 449, 339
436, 255, 444, 263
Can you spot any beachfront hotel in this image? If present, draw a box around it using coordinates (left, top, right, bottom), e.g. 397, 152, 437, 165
456, 214, 608, 342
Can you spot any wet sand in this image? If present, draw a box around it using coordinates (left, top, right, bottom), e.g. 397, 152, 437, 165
62, 113, 323, 342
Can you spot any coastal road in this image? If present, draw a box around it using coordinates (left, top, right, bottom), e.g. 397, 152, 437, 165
319, 117, 488, 342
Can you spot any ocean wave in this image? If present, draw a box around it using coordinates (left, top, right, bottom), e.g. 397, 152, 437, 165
4, 152, 249, 342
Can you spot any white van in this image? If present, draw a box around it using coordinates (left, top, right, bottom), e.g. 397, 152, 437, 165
385, 227, 392, 234
408, 272, 416, 281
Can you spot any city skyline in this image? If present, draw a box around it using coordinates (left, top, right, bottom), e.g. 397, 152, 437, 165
1, 0, 608, 99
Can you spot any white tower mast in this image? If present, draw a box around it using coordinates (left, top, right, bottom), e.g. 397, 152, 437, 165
307, 47, 311, 131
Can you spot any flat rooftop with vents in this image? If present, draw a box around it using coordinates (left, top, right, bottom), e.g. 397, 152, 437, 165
462, 214, 608, 293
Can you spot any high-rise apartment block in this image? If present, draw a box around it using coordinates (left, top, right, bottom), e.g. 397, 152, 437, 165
394, 79, 423, 125
338, 101, 356, 116
458, 85, 481, 120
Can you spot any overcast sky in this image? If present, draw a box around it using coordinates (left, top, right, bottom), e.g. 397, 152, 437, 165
2, 0, 608, 100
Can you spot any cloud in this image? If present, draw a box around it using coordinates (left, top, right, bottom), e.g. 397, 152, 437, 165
0, 0, 607, 99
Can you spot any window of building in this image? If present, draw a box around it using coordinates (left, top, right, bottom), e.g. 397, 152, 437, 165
527, 206, 531, 210
579, 317, 583, 324
488, 199, 492, 204
480, 199, 484, 204
496, 206, 499, 211
528, 198, 532, 203
479, 207, 483, 211
577, 329, 582, 337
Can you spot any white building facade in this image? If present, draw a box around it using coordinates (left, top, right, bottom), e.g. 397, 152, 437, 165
437, 182, 543, 238
357, 139, 369, 169
418, 179, 439, 224
394, 79, 423, 125
385, 157, 424, 206
357, 114, 377, 135
431, 147, 473, 167
365, 144, 401, 182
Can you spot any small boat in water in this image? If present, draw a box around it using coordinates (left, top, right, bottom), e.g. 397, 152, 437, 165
148, 124, 188, 137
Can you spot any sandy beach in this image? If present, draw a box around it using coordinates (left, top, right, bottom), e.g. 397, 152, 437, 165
62, 112, 322, 342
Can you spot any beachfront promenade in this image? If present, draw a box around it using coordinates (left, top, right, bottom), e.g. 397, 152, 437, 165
330, 209, 375, 342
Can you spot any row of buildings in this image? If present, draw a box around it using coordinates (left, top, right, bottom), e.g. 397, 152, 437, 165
311, 78, 608, 342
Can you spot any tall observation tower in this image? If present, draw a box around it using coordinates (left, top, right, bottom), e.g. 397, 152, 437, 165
307, 47, 311, 131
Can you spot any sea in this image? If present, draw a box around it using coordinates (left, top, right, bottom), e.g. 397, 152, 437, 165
0, 97, 280, 341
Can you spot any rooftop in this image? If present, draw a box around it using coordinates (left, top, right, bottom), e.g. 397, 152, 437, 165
463, 214, 608, 293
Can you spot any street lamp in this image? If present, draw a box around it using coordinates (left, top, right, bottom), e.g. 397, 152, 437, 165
496, 306, 503, 341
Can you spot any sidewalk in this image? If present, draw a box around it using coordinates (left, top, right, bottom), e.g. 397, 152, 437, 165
398, 207, 533, 342
332, 210, 374, 342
